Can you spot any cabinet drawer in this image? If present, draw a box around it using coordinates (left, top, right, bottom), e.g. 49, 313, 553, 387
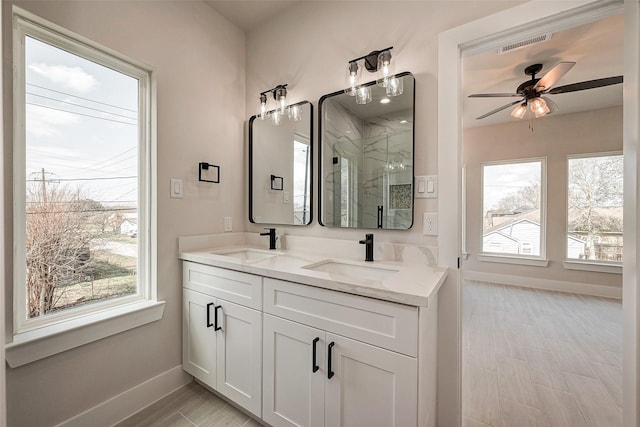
183, 262, 262, 310
264, 278, 418, 357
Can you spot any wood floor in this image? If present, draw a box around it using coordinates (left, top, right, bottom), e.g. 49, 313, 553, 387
462, 280, 623, 427
115, 381, 262, 427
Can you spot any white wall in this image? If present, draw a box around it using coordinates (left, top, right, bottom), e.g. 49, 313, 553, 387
244, 2, 523, 426
464, 106, 623, 289
2, 1, 245, 425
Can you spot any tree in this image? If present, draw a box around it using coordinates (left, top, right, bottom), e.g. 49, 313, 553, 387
25, 183, 97, 317
495, 182, 540, 213
568, 155, 623, 259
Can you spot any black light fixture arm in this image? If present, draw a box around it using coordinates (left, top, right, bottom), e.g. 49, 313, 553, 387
261, 83, 288, 100
348, 46, 393, 72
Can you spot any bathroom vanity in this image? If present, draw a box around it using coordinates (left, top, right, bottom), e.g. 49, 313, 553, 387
179, 233, 447, 427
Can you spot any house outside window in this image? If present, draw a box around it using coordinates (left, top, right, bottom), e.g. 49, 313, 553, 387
12, 9, 157, 338
481, 159, 546, 258
567, 153, 623, 262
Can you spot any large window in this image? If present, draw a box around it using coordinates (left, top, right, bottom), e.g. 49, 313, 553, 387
481, 159, 545, 257
13, 11, 155, 336
567, 153, 623, 262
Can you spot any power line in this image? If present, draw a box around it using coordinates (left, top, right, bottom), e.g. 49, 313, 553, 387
26, 176, 136, 182
26, 207, 136, 215
27, 102, 137, 126
60, 148, 137, 176
26, 83, 138, 113
26, 92, 138, 120
26, 200, 137, 204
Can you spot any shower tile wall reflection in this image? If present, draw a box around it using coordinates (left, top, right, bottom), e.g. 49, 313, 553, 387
320, 73, 414, 229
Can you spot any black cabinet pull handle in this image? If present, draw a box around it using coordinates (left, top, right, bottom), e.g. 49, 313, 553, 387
214, 305, 222, 331
312, 337, 320, 373
327, 342, 335, 379
206, 302, 214, 327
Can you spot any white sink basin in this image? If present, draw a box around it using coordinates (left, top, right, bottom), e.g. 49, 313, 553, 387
302, 260, 399, 281
212, 248, 277, 262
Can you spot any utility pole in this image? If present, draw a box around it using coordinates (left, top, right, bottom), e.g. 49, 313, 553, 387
41, 167, 47, 203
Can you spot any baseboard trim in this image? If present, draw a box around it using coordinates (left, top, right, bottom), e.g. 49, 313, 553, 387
462, 270, 622, 299
57, 365, 192, 427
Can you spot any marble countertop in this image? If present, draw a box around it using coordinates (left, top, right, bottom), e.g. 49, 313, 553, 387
178, 233, 448, 307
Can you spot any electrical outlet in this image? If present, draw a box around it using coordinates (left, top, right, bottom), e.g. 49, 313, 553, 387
223, 216, 232, 232
423, 212, 438, 236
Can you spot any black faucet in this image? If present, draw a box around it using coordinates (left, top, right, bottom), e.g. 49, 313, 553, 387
359, 233, 374, 262
260, 228, 277, 250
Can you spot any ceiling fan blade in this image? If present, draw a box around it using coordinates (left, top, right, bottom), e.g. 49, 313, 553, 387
547, 76, 623, 94
534, 62, 576, 91
468, 93, 521, 98
476, 99, 523, 120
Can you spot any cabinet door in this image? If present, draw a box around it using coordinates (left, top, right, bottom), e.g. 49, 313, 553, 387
324, 334, 417, 427
183, 288, 217, 387
216, 299, 263, 417
263, 314, 325, 427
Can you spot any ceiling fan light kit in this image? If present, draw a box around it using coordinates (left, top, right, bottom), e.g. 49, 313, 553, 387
469, 61, 623, 123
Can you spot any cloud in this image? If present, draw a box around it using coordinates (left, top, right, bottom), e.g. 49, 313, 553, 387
29, 63, 97, 93
26, 104, 79, 137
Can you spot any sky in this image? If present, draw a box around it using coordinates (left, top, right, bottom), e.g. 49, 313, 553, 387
482, 161, 540, 214
25, 35, 139, 209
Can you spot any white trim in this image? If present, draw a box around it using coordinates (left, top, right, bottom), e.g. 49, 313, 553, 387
0, 3, 5, 426
563, 260, 622, 274
623, 3, 640, 426
56, 365, 191, 427
11, 6, 160, 345
463, 270, 622, 299
5, 300, 165, 368
437, 1, 631, 425
477, 254, 549, 267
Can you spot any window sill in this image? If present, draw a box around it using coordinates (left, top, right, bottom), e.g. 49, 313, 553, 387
563, 260, 622, 274
5, 300, 165, 368
477, 254, 549, 267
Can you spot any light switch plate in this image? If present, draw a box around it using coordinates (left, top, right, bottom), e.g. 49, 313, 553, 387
283, 191, 290, 204
224, 216, 232, 232
170, 179, 183, 199
423, 212, 438, 236
415, 175, 437, 199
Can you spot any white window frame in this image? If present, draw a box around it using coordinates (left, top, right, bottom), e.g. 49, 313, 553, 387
564, 151, 623, 274
479, 157, 547, 266
7, 7, 163, 367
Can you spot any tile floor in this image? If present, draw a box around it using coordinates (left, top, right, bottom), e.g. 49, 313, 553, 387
462, 280, 623, 427
115, 381, 262, 427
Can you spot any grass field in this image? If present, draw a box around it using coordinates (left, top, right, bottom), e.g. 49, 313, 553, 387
51, 247, 137, 312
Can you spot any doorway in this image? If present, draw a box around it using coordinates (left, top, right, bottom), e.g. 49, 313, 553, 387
437, 1, 639, 426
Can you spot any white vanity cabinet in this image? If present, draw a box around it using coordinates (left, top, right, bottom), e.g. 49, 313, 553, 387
182, 262, 263, 417
182, 259, 439, 427
262, 278, 420, 427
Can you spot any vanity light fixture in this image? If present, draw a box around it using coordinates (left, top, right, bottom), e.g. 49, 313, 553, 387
345, 46, 399, 105
257, 84, 288, 123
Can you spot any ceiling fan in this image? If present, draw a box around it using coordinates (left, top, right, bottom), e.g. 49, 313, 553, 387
469, 62, 623, 120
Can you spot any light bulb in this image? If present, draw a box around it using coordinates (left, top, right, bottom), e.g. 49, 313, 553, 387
258, 93, 268, 120
511, 102, 527, 119
274, 85, 288, 114
377, 50, 394, 87
345, 61, 360, 96
386, 76, 403, 97
530, 97, 550, 118
355, 86, 372, 104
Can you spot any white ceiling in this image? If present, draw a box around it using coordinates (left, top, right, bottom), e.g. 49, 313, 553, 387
204, 0, 300, 32
463, 13, 624, 128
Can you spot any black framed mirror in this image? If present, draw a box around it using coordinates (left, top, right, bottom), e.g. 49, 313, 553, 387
249, 101, 313, 225
318, 72, 415, 229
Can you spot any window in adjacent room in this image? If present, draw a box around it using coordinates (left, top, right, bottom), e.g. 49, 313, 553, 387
481, 159, 545, 257
13, 11, 156, 335
567, 153, 623, 262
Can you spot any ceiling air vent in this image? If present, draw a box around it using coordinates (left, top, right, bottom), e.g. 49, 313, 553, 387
497, 33, 553, 55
